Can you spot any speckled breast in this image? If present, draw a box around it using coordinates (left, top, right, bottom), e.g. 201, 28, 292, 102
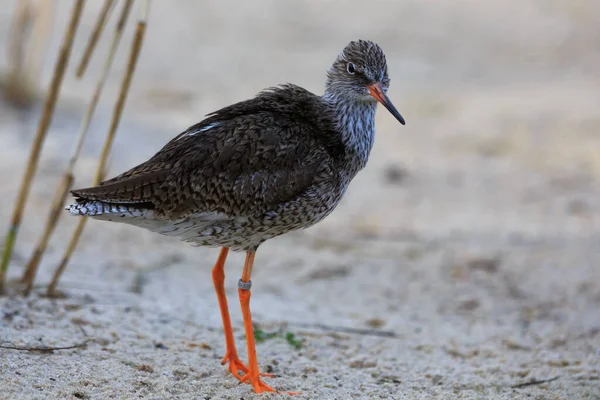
155, 180, 346, 251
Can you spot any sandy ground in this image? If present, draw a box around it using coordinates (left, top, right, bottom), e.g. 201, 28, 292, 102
1, 1, 600, 399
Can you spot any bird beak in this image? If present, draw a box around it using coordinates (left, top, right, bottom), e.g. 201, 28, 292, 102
367, 83, 405, 125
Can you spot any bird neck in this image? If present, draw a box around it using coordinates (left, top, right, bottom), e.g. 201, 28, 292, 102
323, 92, 377, 173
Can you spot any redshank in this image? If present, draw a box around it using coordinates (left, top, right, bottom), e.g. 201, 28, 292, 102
66, 39, 405, 394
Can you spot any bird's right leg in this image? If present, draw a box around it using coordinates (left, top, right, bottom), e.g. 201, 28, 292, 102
238, 251, 287, 394
211, 247, 248, 380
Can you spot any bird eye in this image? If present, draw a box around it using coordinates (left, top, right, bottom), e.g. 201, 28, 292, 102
346, 62, 356, 74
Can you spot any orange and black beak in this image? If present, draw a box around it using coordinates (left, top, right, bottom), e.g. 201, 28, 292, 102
367, 82, 405, 125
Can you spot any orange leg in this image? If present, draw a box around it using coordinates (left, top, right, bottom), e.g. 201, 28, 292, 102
238, 251, 297, 394
211, 247, 248, 381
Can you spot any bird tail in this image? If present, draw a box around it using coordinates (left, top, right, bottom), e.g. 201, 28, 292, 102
66, 199, 153, 219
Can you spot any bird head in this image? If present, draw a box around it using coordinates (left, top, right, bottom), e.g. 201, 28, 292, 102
326, 40, 405, 125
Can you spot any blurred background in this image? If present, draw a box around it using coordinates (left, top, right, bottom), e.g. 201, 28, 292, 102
1, 1, 599, 399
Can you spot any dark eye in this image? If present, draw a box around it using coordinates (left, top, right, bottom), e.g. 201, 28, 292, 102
346, 62, 356, 74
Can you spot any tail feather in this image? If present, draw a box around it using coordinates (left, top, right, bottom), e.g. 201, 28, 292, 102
70, 170, 167, 204
66, 200, 152, 218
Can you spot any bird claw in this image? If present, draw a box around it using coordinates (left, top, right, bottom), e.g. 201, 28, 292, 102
221, 353, 274, 382
221, 353, 249, 381
240, 373, 277, 393
239, 370, 300, 394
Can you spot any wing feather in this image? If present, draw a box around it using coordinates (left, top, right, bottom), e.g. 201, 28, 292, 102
71, 86, 340, 217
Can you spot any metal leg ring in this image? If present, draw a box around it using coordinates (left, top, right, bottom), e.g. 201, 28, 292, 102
238, 279, 252, 290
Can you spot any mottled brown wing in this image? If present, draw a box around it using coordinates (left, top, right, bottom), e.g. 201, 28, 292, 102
71, 112, 331, 217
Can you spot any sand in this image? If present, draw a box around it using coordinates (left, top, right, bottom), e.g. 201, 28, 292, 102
1, 1, 599, 399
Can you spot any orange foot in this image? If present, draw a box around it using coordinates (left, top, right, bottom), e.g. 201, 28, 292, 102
241, 371, 299, 395
241, 372, 276, 393
221, 353, 249, 381
221, 354, 275, 382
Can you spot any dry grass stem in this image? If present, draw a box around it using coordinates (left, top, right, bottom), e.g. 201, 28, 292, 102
23, 0, 57, 94
7, 0, 31, 66
22, 0, 129, 296
48, 0, 148, 296
2, 0, 34, 107
0, 0, 86, 294
75, 0, 116, 78
2, 0, 57, 108
21, 174, 73, 296
23, 0, 133, 296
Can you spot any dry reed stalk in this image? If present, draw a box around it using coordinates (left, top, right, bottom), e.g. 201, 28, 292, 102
7, 0, 31, 64
47, 0, 149, 297
0, 0, 86, 295
23, 0, 58, 93
21, 174, 73, 296
22, 0, 135, 296
2, 0, 34, 107
2, 0, 57, 108
75, 0, 115, 79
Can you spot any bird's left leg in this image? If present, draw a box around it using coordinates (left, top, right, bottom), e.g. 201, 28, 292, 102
237, 251, 276, 393
238, 251, 299, 394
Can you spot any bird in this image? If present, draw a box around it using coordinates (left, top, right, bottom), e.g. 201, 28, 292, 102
66, 39, 405, 394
